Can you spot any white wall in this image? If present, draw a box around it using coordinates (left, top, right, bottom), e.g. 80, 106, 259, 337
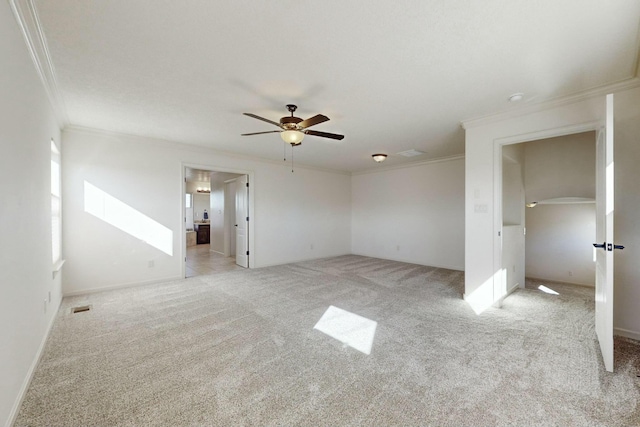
501, 144, 525, 293
224, 180, 238, 256
210, 172, 241, 254
524, 132, 596, 202
62, 128, 352, 294
502, 225, 525, 292
192, 193, 210, 222
525, 204, 596, 285
523, 132, 596, 286
351, 157, 465, 270
613, 86, 640, 339
464, 87, 640, 337
0, 2, 62, 425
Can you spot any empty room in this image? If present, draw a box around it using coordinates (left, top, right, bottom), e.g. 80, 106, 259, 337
2, 1, 640, 426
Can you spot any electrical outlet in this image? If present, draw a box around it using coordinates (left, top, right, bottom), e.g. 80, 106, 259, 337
48, 291, 51, 303
44, 299, 47, 314
568, 271, 573, 277
396, 245, 400, 251
310, 244, 314, 250
148, 260, 155, 268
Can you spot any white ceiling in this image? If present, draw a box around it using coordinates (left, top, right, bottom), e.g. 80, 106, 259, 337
31, 0, 640, 172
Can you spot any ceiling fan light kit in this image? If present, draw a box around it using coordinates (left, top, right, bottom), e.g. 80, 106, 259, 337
372, 154, 387, 163
281, 129, 304, 144
242, 104, 344, 146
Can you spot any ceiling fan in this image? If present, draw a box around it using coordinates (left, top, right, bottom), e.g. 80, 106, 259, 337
242, 104, 344, 145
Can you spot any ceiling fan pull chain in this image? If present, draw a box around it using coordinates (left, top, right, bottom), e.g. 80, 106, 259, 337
284, 141, 286, 161
291, 144, 294, 173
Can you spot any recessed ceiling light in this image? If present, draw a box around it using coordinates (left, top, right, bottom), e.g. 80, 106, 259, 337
508, 93, 524, 102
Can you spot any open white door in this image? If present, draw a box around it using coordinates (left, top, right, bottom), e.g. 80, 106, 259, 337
594, 94, 615, 372
235, 175, 249, 268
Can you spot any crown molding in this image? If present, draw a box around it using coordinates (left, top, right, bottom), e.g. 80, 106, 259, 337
351, 154, 465, 176
460, 77, 640, 130
9, 0, 69, 127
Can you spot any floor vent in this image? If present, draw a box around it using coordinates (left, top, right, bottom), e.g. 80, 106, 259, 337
71, 305, 91, 314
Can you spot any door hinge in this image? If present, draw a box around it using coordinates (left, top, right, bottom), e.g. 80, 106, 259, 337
246, 216, 249, 221
246, 250, 249, 256
246, 182, 249, 188
185, 257, 187, 262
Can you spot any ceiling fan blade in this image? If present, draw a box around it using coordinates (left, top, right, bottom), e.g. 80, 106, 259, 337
243, 113, 281, 127
299, 114, 329, 129
304, 130, 344, 140
241, 130, 281, 136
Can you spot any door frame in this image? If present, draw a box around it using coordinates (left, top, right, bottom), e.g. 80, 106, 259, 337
492, 121, 600, 305
181, 163, 255, 278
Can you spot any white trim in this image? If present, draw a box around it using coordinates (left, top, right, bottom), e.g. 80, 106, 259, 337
494, 122, 601, 146
614, 327, 640, 342
9, 0, 69, 127
6, 297, 61, 427
351, 154, 465, 176
461, 78, 640, 130
52, 259, 65, 279
525, 277, 595, 288
63, 275, 185, 297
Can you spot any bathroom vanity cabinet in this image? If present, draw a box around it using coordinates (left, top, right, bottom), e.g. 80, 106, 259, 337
195, 223, 210, 244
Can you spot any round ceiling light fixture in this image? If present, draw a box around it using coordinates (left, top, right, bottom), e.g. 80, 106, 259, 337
508, 93, 524, 102
281, 130, 305, 145
372, 154, 387, 163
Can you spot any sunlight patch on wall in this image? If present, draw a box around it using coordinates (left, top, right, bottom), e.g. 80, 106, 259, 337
314, 306, 377, 355
84, 181, 173, 255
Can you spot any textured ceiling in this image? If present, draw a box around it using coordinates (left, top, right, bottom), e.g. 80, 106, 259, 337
32, 0, 640, 172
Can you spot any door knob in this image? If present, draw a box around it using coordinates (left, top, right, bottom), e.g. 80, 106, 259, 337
235, 224, 238, 227
592, 242, 624, 250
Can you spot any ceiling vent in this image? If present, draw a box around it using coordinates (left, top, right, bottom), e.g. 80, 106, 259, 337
397, 149, 425, 157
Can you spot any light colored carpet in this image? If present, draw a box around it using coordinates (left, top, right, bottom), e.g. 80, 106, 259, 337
15, 255, 640, 426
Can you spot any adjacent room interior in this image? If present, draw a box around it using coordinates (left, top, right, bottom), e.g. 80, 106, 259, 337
184, 167, 247, 277
501, 132, 597, 297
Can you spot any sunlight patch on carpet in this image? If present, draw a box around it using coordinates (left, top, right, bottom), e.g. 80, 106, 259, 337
313, 305, 377, 355
538, 285, 560, 295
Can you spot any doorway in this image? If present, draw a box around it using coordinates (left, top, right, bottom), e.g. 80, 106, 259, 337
183, 166, 252, 278
502, 131, 596, 310
500, 131, 596, 298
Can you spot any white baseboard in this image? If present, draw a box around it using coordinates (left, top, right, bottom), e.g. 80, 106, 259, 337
614, 327, 640, 341
7, 297, 61, 427
63, 275, 184, 297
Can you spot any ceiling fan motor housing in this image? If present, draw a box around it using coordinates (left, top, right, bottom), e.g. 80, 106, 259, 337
280, 116, 303, 130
